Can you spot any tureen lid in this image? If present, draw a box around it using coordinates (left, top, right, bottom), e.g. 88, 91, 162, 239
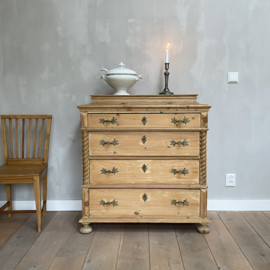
102, 62, 137, 75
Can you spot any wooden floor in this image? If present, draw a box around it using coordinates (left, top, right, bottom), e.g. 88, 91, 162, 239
0, 212, 270, 270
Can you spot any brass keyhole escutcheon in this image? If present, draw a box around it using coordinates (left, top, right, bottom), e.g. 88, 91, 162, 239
141, 135, 147, 144
134, 211, 139, 215
142, 193, 148, 202
141, 116, 147, 125
142, 164, 147, 173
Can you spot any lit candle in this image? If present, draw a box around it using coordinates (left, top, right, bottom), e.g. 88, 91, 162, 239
165, 43, 170, 63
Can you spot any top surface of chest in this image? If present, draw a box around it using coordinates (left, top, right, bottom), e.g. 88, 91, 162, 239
78, 95, 211, 129
78, 95, 211, 113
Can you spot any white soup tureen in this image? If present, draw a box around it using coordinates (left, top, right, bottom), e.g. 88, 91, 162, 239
100, 62, 142, 95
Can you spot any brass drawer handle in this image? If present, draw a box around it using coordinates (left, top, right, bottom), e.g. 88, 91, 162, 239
141, 116, 147, 125
171, 168, 189, 175
171, 117, 190, 125
99, 199, 118, 207
101, 167, 118, 175
100, 139, 119, 146
171, 199, 189, 206
99, 117, 118, 124
170, 139, 189, 147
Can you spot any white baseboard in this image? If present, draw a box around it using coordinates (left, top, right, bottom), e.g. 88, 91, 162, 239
1, 200, 270, 211
208, 200, 270, 211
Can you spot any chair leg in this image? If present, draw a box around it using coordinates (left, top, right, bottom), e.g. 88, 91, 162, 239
43, 173, 47, 217
5, 184, 12, 217
33, 176, 42, 232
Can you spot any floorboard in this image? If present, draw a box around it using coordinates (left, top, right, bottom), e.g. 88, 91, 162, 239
219, 211, 270, 270
0, 213, 32, 248
241, 211, 270, 247
15, 211, 78, 270
49, 213, 96, 270
205, 212, 253, 270
117, 223, 150, 270
82, 223, 123, 270
175, 223, 217, 270
0, 212, 56, 270
1, 211, 270, 270
263, 212, 270, 219
149, 224, 184, 270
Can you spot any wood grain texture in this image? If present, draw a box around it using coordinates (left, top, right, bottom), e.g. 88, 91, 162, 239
90, 159, 199, 185
78, 95, 211, 113
82, 188, 89, 218
200, 189, 207, 218
85, 184, 207, 189
1, 118, 8, 164
118, 223, 149, 260
263, 211, 270, 219
175, 224, 217, 270
149, 224, 184, 270
79, 96, 210, 231
49, 213, 96, 270
88, 113, 200, 128
33, 119, 38, 157
0, 115, 52, 231
0, 212, 56, 270
205, 212, 253, 270
89, 132, 200, 157
82, 224, 123, 270
117, 223, 149, 270
2, 115, 52, 119
9, 119, 13, 158
219, 211, 270, 270
5, 184, 12, 217
82, 131, 89, 185
27, 119, 31, 158
83, 217, 210, 224
241, 211, 270, 247
90, 189, 200, 217
15, 212, 78, 270
0, 165, 47, 177
117, 260, 149, 270
199, 131, 207, 185
0, 213, 32, 248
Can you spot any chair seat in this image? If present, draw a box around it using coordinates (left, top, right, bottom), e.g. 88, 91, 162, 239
0, 165, 47, 178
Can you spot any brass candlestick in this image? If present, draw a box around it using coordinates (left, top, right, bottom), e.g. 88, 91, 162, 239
159, 63, 174, 95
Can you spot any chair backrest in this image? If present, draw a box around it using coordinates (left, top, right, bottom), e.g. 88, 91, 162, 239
1, 115, 52, 165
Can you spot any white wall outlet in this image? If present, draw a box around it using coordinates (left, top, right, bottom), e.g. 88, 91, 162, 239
228, 72, 238, 83
226, 174, 236, 187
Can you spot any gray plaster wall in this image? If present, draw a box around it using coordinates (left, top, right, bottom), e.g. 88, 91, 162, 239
0, 0, 269, 202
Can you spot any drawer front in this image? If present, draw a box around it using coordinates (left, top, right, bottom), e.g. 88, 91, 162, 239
90, 160, 199, 185
90, 189, 200, 217
88, 113, 200, 128
89, 132, 199, 156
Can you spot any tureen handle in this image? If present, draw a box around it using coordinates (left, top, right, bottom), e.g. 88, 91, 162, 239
100, 75, 107, 81
136, 75, 143, 81
101, 68, 108, 72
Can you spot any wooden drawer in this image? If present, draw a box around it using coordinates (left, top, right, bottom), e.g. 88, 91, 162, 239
89, 189, 200, 217
88, 113, 200, 128
89, 132, 200, 156
90, 160, 199, 185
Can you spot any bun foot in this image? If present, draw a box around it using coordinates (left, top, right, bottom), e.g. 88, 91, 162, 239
80, 223, 93, 234
197, 223, 210, 234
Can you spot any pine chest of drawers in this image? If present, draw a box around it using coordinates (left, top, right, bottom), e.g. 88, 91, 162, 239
77, 95, 211, 234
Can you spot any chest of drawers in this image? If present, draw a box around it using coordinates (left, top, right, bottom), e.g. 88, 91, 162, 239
77, 95, 211, 234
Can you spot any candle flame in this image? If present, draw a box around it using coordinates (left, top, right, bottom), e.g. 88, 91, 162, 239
166, 43, 170, 50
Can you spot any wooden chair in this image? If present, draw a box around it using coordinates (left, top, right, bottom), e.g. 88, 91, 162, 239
0, 115, 52, 232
